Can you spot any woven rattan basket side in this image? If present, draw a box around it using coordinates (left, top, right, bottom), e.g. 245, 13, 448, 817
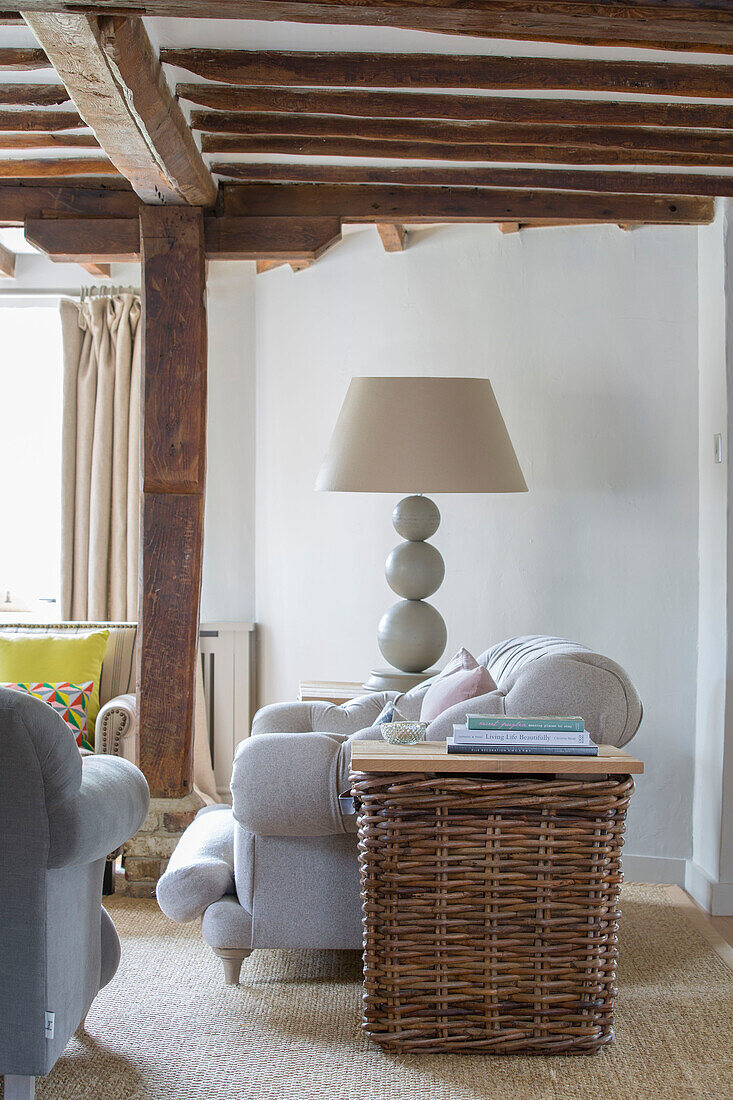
353, 770, 634, 1055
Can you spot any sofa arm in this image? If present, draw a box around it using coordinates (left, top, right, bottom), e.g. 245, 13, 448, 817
251, 693, 394, 738
96, 692, 136, 760
47, 754, 150, 869
157, 805, 235, 923
231, 731, 349, 836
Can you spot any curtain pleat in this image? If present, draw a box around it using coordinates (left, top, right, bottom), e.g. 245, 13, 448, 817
60, 294, 141, 621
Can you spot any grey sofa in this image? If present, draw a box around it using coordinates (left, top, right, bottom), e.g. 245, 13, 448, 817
0, 687, 150, 1100
157, 636, 642, 984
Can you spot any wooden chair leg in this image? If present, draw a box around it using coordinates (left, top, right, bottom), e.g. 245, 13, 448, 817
212, 947, 251, 985
4, 1075, 35, 1099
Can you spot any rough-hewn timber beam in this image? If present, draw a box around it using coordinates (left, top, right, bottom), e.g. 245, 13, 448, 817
16, 1, 733, 54
0, 83, 69, 105
0, 134, 98, 149
22, 13, 216, 205
138, 205, 207, 799
203, 133, 733, 168
0, 47, 48, 69
377, 223, 406, 252
0, 109, 83, 130
0, 158, 118, 178
0, 182, 139, 225
0, 241, 15, 277
178, 85, 733, 131
23, 212, 343, 261
204, 216, 342, 260
220, 183, 714, 225
193, 111, 733, 158
210, 162, 733, 198
24, 217, 140, 261
162, 48, 733, 99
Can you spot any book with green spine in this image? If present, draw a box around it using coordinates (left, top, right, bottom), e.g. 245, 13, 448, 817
466, 714, 585, 733
447, 737, 598, 757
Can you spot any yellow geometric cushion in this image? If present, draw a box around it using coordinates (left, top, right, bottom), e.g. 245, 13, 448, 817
0, 629, 109, 739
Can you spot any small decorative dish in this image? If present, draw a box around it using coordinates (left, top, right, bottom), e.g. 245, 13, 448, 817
381, 720, 428, 746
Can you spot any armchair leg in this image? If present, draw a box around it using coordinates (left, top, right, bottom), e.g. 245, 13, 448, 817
212, 947, 251, 985
4, 1075, 35, 1099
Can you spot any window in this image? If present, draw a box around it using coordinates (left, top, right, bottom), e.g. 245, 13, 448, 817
0, 305, 63, 618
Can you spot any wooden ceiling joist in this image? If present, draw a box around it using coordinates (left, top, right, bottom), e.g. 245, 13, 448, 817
377, 223, 407, 252
219, 183, 714, 226
0, 240, 15, 277
209, 162, 733, 198
202, 133, 733, 168
24, 216, 140, 262
22, 13, 216, 205
0, 133, 98, 149
0, 47, 47, 70
193, 112, 733, 160
177, 85, 733, 132
0, 83, 69, 106
0, 109, 83, 131
16, 0, 733, 55
0, 182, 140, 225
0, 157, 118, 178
162, 49, 733, 99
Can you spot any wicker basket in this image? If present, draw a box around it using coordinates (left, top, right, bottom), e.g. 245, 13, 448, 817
353, 770, 634, 1055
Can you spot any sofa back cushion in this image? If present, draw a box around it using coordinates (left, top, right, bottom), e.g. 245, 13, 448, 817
0, 621, 138, 705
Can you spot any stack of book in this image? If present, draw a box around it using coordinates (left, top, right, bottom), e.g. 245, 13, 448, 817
447, 714, 598, 756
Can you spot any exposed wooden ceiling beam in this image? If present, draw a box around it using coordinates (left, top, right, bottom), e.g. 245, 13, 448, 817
202, 133, 733, 167
0, 47, 48, 69
0, 109, 83, 131
0, 83, 69, 106
0, 182, 139, 225
22, 13, 216, 205
162, 49, 733, 99
15, 1, 733, 54
219, 183, 714, 225
0, 133, 98, 149
193, 111, 733, 159
24, 216, 140, 261
205, 216, 342, 259
256, 258, 314, 273
377, 223, 407, 252
24, 213, 343, 261
210, 162, 733, 197
177, 85, 733, 132
0, 157, 118, 178
0, 240, 15, 277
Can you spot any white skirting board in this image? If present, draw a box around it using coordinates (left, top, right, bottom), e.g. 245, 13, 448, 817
622, 854, 687, 887
685, 859, 733, 916
200, 622, 256, 798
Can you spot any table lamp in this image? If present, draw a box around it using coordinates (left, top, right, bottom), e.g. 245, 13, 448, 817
316, 377, 527, 691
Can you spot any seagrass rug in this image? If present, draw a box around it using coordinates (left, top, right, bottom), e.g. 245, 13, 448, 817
8, 885, 732, 1100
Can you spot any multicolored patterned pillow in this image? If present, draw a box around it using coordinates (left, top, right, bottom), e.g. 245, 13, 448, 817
2, 681, 95, 750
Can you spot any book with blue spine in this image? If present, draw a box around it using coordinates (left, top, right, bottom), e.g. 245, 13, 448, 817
466, 714, 586, 733
447, 737, 598, 757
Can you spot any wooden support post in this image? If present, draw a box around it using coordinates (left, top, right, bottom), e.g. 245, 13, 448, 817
137, 206, 206, 798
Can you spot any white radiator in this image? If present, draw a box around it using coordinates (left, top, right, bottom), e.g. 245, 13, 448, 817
200, 621, 256, 797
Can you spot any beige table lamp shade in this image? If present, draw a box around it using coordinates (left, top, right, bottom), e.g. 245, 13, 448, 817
315, 377, 527, 494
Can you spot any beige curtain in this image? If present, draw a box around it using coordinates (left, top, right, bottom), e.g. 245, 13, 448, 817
59, 294, 219, 802
60, 294, 141, 621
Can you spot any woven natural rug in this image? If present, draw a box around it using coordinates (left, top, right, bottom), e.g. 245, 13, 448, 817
12, 885, 733, 1100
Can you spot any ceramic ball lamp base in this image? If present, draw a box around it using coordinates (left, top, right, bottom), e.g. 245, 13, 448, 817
364, 495, 447, 693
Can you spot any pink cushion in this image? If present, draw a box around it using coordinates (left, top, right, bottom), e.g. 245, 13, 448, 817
420, 649, 497, 723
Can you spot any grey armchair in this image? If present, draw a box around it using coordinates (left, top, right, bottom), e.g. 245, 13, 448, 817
157, 635, 642, 984
0, 687, 150, 1100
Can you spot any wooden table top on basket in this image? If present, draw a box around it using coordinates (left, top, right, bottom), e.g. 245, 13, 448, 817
351, 739, 644, 775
